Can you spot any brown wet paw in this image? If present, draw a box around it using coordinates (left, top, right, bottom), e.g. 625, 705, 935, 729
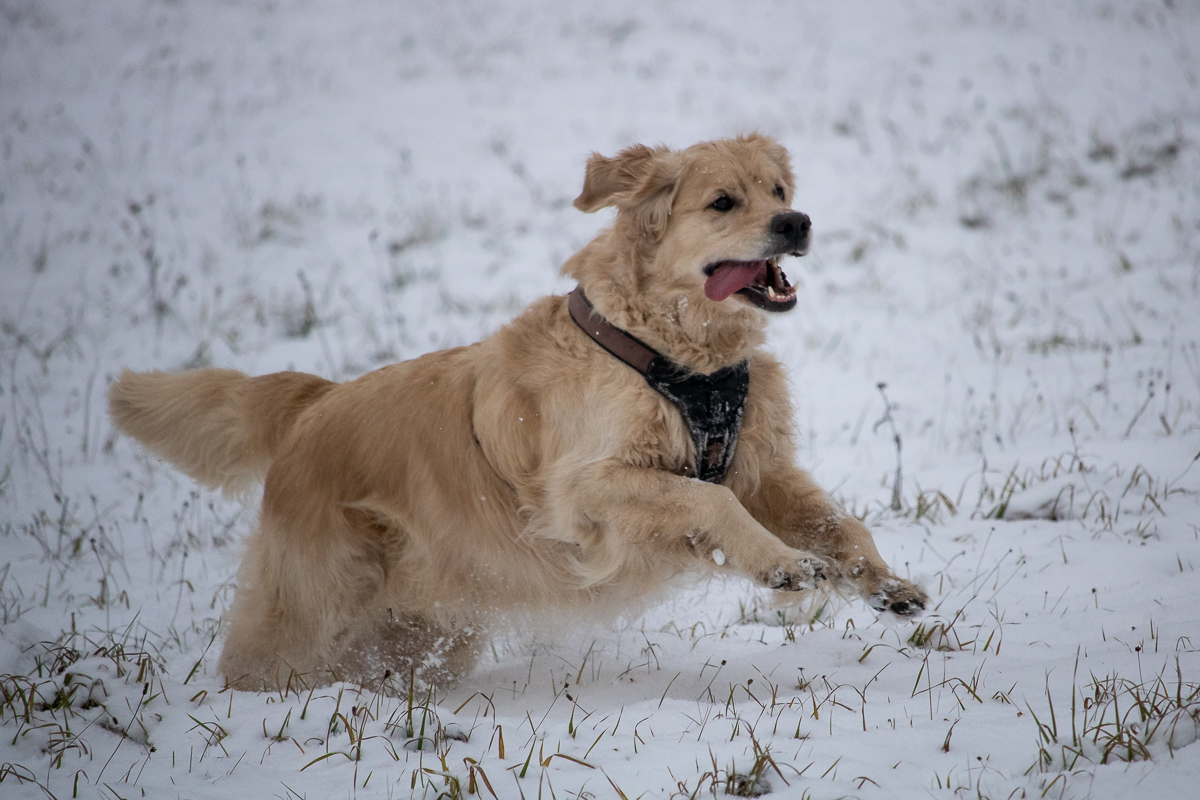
867, 578, 928, 617
764, 555, 827, 592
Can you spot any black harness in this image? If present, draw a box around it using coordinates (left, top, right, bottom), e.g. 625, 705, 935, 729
567, 288, 749, 483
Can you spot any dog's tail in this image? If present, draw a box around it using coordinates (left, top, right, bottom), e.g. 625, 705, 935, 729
109, 368, 334, 495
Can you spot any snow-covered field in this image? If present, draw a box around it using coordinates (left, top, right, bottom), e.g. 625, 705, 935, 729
3, 1, 1200, 797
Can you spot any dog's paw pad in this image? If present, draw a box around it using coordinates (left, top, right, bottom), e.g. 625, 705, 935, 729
868, 578, 928, 618
799, 557, 827, 582
888, 598, 924, 616
767, 567, 805, 591
765, 556, 827, 592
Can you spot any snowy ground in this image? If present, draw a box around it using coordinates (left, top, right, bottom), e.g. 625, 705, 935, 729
3, 0, 1200, 797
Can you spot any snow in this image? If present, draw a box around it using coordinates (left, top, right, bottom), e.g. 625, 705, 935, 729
2, 0, 1199, 798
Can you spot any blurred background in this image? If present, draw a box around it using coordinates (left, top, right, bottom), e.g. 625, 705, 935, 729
2, 2, 1199, 798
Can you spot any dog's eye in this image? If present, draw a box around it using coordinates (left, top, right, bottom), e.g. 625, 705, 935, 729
710, 195, 735, 212
773, 185, 786, 202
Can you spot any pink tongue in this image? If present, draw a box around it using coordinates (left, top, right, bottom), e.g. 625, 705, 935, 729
704, 261, 766, 302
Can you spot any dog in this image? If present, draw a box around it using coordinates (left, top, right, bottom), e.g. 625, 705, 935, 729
109, 135, 927, 692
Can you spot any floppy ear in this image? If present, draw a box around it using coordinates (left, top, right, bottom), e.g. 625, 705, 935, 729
750, 133, 796, 197
574, 144, 681, 240
574, 144, 661, 212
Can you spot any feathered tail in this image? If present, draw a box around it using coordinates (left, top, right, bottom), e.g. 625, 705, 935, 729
108, 368, 334, 495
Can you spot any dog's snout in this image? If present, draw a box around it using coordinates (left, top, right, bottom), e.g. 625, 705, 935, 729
772, 209, 811, 253
769, 212, 812, 252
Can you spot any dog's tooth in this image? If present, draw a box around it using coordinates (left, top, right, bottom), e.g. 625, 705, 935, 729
712, 548, 726, 566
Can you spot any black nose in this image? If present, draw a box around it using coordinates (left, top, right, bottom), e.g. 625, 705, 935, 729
769, 211, 812, 251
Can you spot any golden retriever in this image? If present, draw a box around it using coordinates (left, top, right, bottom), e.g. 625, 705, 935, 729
109, 135, 926, 692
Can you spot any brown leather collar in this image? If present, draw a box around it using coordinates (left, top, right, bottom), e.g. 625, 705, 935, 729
567, 287, 658, 374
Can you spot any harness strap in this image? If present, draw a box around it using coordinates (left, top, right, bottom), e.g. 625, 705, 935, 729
567, 287, 749, 483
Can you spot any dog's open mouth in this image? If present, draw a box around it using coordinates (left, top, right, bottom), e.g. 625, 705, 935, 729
702, 257, 798, 312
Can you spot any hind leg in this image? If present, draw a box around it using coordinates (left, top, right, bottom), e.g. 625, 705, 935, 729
217, 507, 388, 692
339, 612, 481, 693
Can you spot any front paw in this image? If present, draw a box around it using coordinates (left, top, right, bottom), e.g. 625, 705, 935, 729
867, 577, 928, 617
761, 553, 827, 592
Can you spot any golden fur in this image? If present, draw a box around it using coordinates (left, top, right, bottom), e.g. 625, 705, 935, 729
109, 135, 926, 692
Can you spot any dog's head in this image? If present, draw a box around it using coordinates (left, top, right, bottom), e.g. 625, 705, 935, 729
572, 135, 808, 315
